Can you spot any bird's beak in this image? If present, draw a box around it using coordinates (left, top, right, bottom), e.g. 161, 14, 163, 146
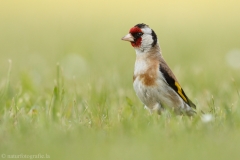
121, 33, 134, 42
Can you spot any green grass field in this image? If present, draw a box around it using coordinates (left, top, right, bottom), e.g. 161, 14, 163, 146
1, 1, 240, 159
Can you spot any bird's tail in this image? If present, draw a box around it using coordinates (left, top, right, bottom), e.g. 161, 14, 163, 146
187, 97, 196, 109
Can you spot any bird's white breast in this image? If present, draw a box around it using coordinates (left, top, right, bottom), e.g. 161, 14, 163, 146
133, 57, 162, 108
134, 57, 148, 75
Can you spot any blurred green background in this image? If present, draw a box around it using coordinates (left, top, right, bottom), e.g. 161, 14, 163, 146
1, 0, 240, 160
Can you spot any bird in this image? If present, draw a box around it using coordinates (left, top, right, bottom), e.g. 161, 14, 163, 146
121, 23, 196, 116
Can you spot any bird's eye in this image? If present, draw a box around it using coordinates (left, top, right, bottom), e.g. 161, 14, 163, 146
132, 32, 143, 41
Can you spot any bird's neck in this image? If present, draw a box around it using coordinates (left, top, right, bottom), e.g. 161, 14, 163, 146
134, 43, 162, 58
134, 43, 162, 76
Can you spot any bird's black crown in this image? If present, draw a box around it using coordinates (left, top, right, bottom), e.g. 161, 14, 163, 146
135, 23, 148, 28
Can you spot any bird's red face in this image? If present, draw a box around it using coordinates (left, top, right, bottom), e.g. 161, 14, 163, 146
129, 27, 143, 47
121, 26, 143, 48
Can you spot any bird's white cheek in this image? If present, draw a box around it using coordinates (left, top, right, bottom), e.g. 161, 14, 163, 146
143, 35, 154, 46
141, 35, 153, 51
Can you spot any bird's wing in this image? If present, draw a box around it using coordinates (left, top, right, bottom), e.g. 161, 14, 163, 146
159, 58, 196, 109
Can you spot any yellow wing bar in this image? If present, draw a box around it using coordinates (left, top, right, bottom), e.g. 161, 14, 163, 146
174, 82, 187, 103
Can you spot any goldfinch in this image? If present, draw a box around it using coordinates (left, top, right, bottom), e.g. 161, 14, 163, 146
121, 23, 196, 116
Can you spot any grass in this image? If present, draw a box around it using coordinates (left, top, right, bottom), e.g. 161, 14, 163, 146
1, 0, 240, 159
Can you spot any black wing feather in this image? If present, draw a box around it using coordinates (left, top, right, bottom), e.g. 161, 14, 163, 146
159, 64, 196, 109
